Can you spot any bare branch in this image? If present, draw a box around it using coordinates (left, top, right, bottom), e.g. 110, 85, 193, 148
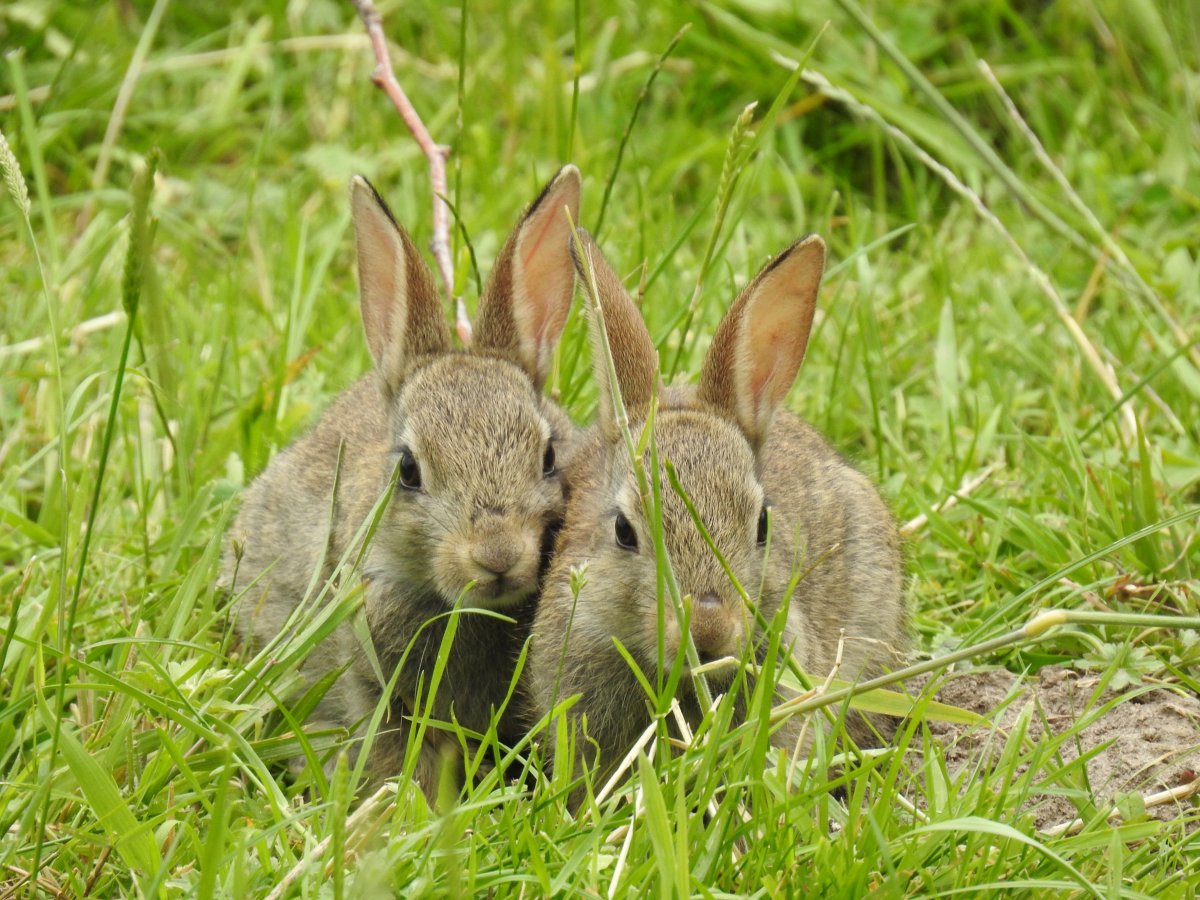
349, 0, 471, 343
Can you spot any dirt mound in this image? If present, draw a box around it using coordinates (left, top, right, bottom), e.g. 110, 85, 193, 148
922, 667, 1200, 831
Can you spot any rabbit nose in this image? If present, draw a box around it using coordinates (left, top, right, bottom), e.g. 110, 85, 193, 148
471, 538, 521, 576
690, 593, 740, 661
470, 510, 524, 576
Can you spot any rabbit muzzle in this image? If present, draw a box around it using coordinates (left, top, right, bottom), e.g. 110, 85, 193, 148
456, 513, 541, 608
470, 534, 522, 577
688, 592, 745, 666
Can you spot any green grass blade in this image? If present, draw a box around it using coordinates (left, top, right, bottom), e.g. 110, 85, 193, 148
39, 703, 160, 876
908, 816, 1103, 898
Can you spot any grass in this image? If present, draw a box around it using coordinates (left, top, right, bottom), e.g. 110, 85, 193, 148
2, 0, 1199, 895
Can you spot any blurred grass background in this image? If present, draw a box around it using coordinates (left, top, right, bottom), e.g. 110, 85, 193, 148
1, 0, 1198, 894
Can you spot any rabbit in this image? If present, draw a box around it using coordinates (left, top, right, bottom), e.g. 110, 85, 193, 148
222, 166, 582, 796
526, 230, 906, 794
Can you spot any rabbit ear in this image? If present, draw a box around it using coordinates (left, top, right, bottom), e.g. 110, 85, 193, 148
473, 165, 581, 389
351, 176, 450, 396
572, 230, 658, 444
698, 235, 825, 446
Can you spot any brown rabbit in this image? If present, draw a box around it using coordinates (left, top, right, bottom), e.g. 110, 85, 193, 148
222, 166, 582, 795
526, 230, 905, 792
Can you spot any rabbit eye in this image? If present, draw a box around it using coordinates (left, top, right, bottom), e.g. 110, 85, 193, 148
614, 512, 638, 551
398, 447, 422, 491
757, 506, 770, 546
542, 442, 556, 477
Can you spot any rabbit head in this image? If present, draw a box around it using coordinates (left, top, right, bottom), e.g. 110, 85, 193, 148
534, 230, 825, 703
349, 168, 581, 611
529, 228, 904, 790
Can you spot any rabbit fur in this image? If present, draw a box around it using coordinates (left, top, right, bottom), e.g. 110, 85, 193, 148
526, 230, 906, 790
222, 167, 582, 794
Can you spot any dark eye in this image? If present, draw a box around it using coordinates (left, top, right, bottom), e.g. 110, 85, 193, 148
757, 506, 770, 546
398, 447, 422, 491
543, 442, 556, 477
614, 512, 638, 551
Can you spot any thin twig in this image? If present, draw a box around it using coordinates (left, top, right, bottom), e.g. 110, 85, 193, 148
348, 0, 469, 343
82, 846, 112, 897
901, 461, 1003, 536
0, 864, 67, 900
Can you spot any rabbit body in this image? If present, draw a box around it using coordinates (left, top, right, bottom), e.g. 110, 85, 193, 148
527, 232, 905, 785
224, 169, 582, 791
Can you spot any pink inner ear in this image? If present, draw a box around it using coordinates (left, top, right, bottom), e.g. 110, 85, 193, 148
749, 239, 822, 413
744, 299, 809, 412
520, 205, 557, 265
516, 199, 575, 345
355, 202, 405, 365
519, 226, 557, 340
361, 270, 393, 361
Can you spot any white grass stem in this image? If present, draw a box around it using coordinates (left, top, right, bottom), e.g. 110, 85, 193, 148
1038, 778, 1200, 839
145, 34, 452, 78
785, 634, 845, 785
263, 781, 397, 900
606, 766, 647, 898
890, 788, 930, 825
902, 461, 1003, 536
0, 83, 50, 112
977, 60, 1200, 373
593, 719, 658, 810
0, 310, 126, 360
667, 697, 724, 828
789, 65, 1138, 442
691, 656, 738, 677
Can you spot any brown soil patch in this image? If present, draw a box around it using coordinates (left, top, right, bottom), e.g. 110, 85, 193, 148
921, 666, 1200, 831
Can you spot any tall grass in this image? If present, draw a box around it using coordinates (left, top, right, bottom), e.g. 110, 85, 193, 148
1, 0, 1197, 895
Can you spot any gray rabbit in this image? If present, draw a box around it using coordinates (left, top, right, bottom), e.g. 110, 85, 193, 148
527, 231, 906, 792
223, 167, 582, 795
